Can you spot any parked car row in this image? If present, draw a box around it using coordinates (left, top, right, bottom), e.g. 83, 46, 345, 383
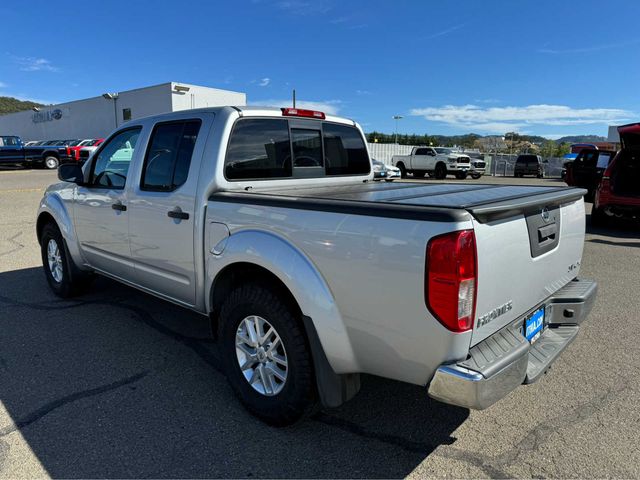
0, 136, 105, 168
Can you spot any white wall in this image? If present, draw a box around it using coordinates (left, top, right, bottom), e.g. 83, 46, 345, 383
170, 82, 245, 111
0, 82, 246, 142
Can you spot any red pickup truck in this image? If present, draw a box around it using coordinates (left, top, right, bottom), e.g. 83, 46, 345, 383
69, 138, 104, 161
592, 123, 640, 224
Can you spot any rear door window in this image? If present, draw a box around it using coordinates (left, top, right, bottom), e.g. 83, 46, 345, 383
140, 120, 201, 191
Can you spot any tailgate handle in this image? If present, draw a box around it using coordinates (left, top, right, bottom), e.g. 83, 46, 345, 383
538, 223, 557, 243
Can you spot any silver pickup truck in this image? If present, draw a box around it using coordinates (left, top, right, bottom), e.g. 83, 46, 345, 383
37, 106, 597, 425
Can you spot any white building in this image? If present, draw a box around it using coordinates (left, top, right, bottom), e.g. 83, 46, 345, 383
0, 82, 246, 141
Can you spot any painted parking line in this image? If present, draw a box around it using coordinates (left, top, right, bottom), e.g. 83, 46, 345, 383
0, 188, 43, 194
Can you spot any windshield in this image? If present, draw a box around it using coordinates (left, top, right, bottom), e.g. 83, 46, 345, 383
435, 148, 453, 154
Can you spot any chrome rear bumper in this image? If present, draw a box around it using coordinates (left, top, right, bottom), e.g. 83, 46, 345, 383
428, 278, 597, 410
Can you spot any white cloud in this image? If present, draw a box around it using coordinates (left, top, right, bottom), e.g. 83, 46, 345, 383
250, 99, 342, 115
13, 56, 58, 72
423, 23, 466, 40
258, 77, 271, 87
538, 38, 640, 54
0, 81, 7, 88
356, 89, 371, 96
410, 104, 633, 133
275, 0, 331, 15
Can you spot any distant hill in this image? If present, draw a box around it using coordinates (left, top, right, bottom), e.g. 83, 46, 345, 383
554, 135, 607, 144
0, 96, 45, 115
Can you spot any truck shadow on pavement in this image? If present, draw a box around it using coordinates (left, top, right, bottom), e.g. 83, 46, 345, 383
0, 267, 468, 478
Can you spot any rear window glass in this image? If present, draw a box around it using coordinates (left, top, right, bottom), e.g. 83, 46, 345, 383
292, 128, 323, 168
224, 119, 370, 180
323, 123, 370, 176
225, 119, 292, 179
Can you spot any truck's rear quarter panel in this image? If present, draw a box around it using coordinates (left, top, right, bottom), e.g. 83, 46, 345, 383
206, 199, 474, 385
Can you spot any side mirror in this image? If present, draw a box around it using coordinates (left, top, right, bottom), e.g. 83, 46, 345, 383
58, 164, 84, 185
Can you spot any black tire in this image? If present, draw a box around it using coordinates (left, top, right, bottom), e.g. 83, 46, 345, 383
40, 222, 93, 297
434, 163, 447, 180
590, 206, 608, 227
220, 283, 317, 426
455, 171, 468, 180
471, 173, 482, 179
397, 163, 407, 179
44, 156, 59, 169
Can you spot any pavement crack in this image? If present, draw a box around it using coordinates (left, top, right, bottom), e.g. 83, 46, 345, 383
0, 232, 24, 258
432, 381, 628, 478
0, 371, 149, 437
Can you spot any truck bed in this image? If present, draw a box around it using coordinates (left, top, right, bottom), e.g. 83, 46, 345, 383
212, 181, 586, 223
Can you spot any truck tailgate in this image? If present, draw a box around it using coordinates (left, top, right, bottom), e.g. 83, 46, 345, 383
471, 197, 586, 345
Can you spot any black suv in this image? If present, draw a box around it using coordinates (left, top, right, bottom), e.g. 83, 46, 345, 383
514, 154, 544, 178
564, 148, 616, 200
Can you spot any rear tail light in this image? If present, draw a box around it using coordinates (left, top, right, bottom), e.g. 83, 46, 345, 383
426, 230, 477, 332
281, 107, 326, 119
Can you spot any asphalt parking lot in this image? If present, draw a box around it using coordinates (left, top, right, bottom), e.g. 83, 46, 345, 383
1, 168, 639, 478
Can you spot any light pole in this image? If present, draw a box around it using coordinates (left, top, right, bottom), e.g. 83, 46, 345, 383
392, 115, 403, 144
102, 92, 120, 130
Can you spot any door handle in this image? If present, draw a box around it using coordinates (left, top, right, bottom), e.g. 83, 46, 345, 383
112, 202, 127, 212
168, 209, 189, 220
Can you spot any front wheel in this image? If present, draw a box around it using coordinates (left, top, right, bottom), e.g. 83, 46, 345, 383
471, 173, 482, 179
40, 223, 92, 297
220, 284, 317, 426
44, 156, 59, 169
434, 163, 447, 180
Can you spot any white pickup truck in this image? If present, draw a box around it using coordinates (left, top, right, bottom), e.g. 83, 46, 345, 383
37, 106, 597, 425
392, 146, 475, 179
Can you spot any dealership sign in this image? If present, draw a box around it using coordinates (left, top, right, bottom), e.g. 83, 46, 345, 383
32, 108, 64, 123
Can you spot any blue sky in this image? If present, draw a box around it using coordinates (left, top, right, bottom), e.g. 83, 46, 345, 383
1, 0, 639, 138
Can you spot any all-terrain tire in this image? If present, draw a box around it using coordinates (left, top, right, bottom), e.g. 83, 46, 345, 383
219, 283, 317, 426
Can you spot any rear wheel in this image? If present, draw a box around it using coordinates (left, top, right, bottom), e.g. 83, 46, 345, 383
434, 163, 447, 180
44, 156, 59, 169
220, 283, 317, 426
397, 163, 407, 179
40, 223, 93, 297
590, 205, 609, 227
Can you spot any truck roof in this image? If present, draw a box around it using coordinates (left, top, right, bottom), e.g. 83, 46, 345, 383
127, 105, 357, 128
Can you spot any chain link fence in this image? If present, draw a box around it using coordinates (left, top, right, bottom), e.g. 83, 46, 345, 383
367, 143, 567, 178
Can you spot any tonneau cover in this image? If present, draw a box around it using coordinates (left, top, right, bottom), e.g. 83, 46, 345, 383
214, 182, 586, 223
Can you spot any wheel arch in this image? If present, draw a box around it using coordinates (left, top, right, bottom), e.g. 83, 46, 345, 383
37, 193, 86, 268
206, 230, 361, 407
